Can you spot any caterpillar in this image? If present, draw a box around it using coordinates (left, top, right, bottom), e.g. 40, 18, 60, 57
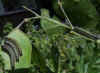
5, 37, 22, 56
5, 40, 20, 61
1, 43, 16, 70
1, 37, 22, 70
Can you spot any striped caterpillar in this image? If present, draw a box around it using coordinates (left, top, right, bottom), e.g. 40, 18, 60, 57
1, 37, 22, 70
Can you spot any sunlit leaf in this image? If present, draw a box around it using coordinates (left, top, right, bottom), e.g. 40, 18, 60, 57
1, 29, 32, 70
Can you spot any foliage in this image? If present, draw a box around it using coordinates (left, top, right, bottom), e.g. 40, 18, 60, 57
0, 0, 100, 73
3, 22, 13, 35
52, 0, 99, 31
2, 29, 32, 70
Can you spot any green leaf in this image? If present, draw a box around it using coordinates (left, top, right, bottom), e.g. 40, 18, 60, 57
1, 29, 32, 70
32, 45, 53, 73
40, 9, 66, 34
52, 0, 99, 30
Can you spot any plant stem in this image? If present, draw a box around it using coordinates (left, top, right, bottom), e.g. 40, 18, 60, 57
23, 6, 100, 43
58, 0, 73, 29
16, 20, 25, 29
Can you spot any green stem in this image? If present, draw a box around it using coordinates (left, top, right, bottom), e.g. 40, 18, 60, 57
23, 6, 100, 43
58, 0, 73, 29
